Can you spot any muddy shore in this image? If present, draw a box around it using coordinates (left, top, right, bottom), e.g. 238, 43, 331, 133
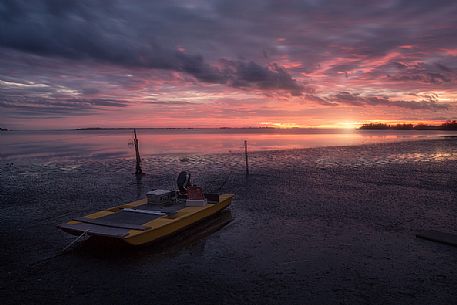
1, 139, 457, 304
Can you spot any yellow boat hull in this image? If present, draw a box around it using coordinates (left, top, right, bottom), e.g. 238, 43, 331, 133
58, 194, 234, 246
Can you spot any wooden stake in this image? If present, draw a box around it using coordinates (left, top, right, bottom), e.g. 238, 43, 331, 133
134, 128, 143, 176
244, 140, 249, 177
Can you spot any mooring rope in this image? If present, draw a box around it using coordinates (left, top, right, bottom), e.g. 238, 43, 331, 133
61, 230, 89, 253
27, 230, 89, 267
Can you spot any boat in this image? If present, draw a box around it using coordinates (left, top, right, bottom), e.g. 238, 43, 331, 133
58, 193, 234, 246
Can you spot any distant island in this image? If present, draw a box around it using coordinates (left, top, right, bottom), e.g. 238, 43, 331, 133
359, 120, 457, 130
75, 127, 196, 130
76, 127, 277, 130
0, 128, 8, 131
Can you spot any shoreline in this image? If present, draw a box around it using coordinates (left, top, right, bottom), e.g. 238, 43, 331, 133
2, 134, 457, 164
2, 138, 457, 304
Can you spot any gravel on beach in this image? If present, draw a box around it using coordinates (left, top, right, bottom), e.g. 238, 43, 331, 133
1, 138, 457, 305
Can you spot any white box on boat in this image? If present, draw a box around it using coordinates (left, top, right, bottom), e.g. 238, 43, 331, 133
185, 199, 208, 207
146, 189, 174, 204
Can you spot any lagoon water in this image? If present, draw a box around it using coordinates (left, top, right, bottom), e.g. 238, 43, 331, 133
2, 137, 457, 304
1, 128, 456, 161
2, 128, 457, 304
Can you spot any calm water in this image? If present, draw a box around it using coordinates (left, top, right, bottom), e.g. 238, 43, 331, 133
1, 128, 456, 161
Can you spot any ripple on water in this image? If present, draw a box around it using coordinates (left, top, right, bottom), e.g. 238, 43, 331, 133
2, 139, 457, 177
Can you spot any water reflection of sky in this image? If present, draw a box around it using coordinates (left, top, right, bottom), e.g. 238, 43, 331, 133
1, 129, 456, 162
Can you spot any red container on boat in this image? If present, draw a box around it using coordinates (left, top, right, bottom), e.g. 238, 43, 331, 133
187, 186, 205, 200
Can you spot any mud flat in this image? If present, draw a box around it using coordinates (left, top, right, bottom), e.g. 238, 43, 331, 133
1, 138, 457, 304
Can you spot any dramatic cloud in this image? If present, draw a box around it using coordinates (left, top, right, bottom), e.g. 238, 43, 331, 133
386, 62, 456, 84
0, 0, 304, 95
0, 0, 456, 127
328, 92, 448, 111
0, 96, 129, 117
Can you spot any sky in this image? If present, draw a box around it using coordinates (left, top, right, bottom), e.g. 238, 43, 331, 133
1, 0, 457, 129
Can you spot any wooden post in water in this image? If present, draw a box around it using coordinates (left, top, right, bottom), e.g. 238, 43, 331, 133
244, 140, 249, 177
134, 128, 143, 176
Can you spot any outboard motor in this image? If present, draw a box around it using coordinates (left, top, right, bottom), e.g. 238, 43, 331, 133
177, 171, 191, 195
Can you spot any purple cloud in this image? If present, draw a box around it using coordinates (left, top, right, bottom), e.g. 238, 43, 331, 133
328, 92, 448, 110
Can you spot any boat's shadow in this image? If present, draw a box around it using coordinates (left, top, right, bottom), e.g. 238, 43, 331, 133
70, 210, 233, 261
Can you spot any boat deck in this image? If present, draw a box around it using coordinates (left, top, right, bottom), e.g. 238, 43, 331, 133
58, 194, 233, 245
60, 202, 186, 236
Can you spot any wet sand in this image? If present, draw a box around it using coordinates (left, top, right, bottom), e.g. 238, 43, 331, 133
1, 138, 457, 304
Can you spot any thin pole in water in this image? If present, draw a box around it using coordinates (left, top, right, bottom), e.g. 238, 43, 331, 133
134, 128, 143, 176
244, 140, 249, 177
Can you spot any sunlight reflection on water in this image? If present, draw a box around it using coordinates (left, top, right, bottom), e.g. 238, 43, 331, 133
314, 147, 457, 168
1, 128, 456, 162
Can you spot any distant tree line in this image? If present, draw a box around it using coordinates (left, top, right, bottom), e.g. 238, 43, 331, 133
360, 120, 457, 130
